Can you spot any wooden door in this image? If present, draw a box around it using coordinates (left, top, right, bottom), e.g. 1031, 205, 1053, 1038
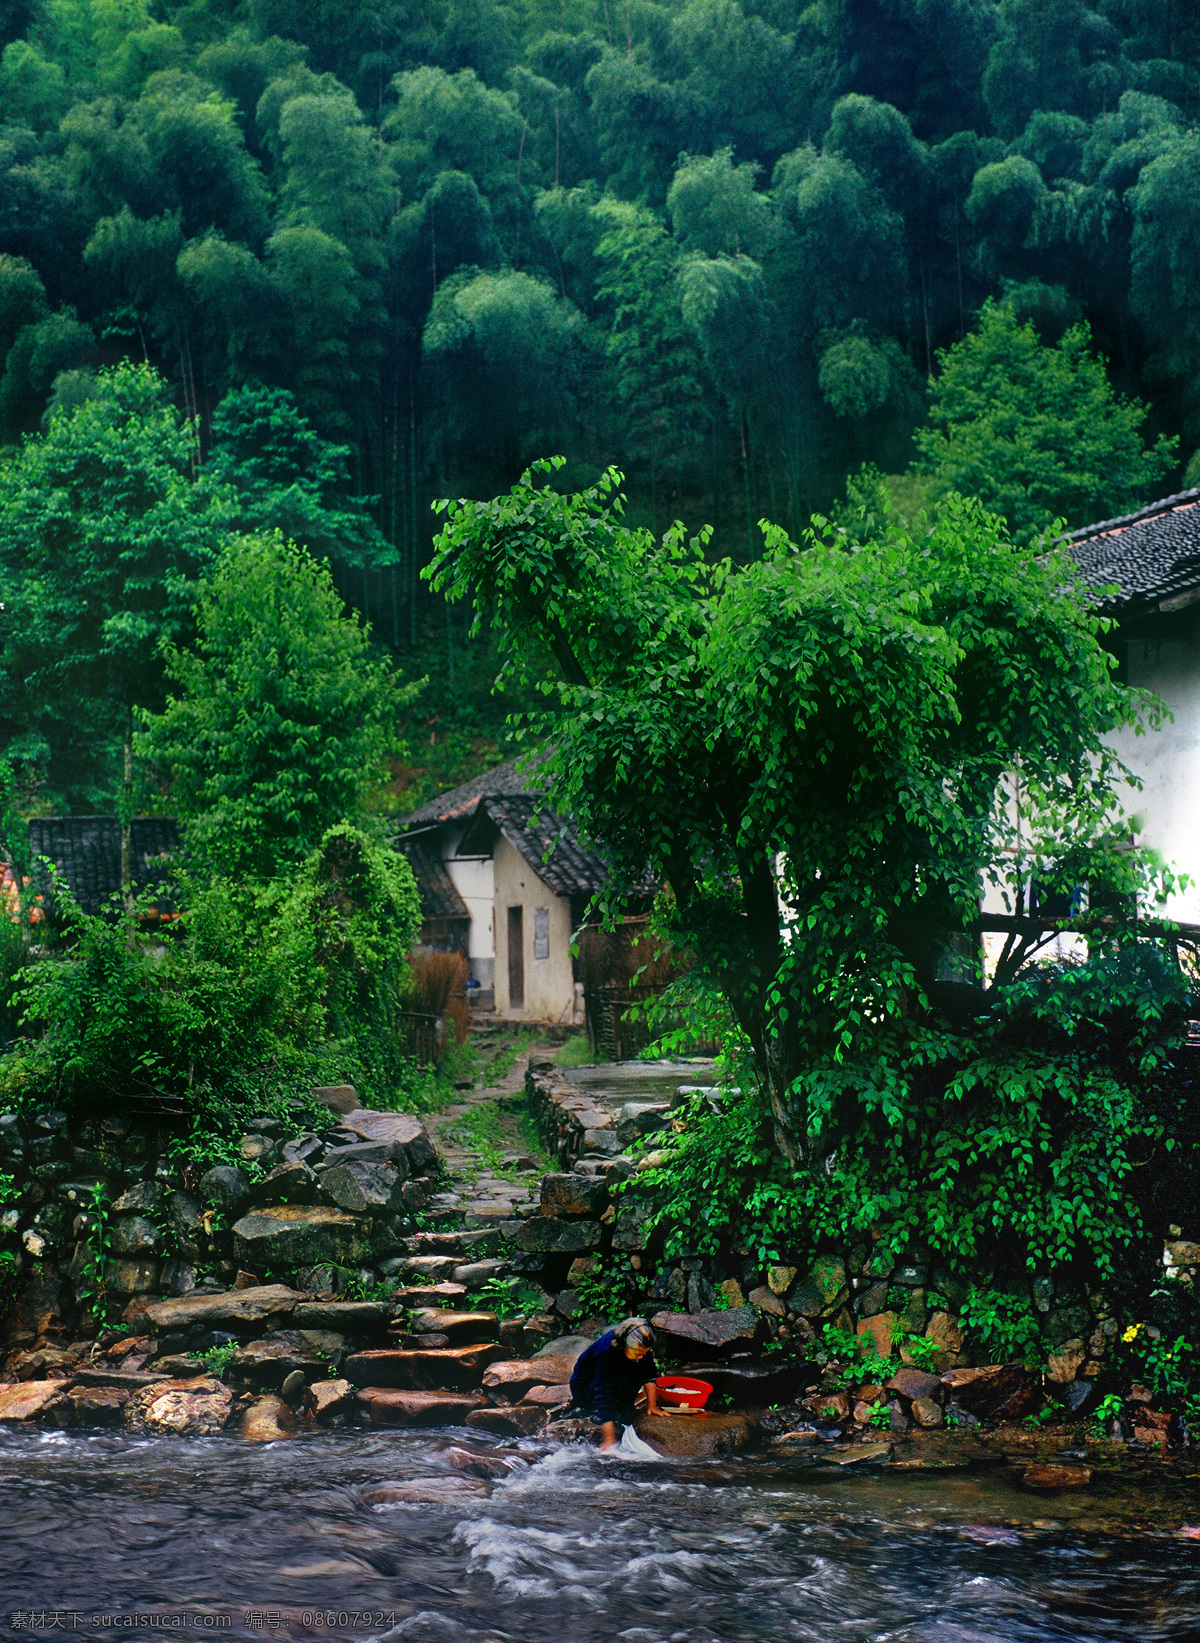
507, 905, 524, 1009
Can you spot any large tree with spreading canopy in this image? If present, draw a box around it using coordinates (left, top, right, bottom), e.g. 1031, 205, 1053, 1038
429, 460, 1158, 1163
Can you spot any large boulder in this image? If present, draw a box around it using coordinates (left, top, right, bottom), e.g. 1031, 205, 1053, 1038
311, 1084, 359, 1114
650, 1307, 758, 1359
886, 1367, 942, 1404
344, 1345, 502, 1391
305, 1378, 354, 1421
513, 1217, 602, 1255
612, 1199, 655, 1253
104, 1257, 160, 1296
940, 1364, 1037, 1419
248, 1160, 320, 1208
320, 1160, 406, 1217
788, 1256, 848, 1318
465, 1405, 547, 1437
635, 1411, 758, 1458
232, 1205, 372, 1269
229, 1333, 330, 1389
123, 1375, 233, 1436
317, 1139, 407, 1174
144, 1283, 303, 1333
67, 1386, 130, 1426
111, 1181, 166, 1216
108, 1215, 163, 1257
4, 1263, 66, 1340
539, 1174, 608, 1219
356, 1388, 484, 1426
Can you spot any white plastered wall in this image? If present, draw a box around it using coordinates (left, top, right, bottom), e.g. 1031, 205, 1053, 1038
422, 818, 493, 987
1107, 635, 1200, 926
492, 832, 576, 1021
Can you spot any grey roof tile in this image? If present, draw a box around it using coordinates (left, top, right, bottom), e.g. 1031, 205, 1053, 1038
1057, 488, 1200, 609
29, 816, 181, 918
396, 753, 547, 828
396, 834, 469, 923
464, 795, 656, 901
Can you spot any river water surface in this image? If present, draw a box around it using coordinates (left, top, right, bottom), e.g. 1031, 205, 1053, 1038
1, 1427, 1197, 1642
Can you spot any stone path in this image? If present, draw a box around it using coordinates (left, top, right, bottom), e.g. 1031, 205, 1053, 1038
419, 1029, 556, 1230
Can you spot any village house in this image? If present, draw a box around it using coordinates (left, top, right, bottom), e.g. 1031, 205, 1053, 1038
1061, 486, 1200, 929
26, 815, 182, 921
395, 760, 653, 1023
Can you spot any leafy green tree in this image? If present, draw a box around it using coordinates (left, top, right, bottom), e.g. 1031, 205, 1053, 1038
823, 94, 929, 219
1129, 126, 1200, 428
140, 531, 416, 879
964, 154, 1046, 280
667, 148, 773, 258
0, 361, 231, 877
0, 306, 94, 432
12, 823, 423, 1108
277, 85, 396, 275
915, 298, 1177, 541
770, 146, 906, 339
0, 39, 70, 129
594, 200, 708, 508
429, 459, 1154, 1165
385, 65, 527, 217
422, 267, 591, 486
265, 223, 362, 430
205, 383, 393, 571
666, 0, 801, 164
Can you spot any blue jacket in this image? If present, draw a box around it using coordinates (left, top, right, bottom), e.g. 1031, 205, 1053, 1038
570, 1330, 658, 1421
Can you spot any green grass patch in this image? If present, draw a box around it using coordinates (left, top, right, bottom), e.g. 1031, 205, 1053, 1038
553, 1032, 598, 1067
442, 1092, 554, 1179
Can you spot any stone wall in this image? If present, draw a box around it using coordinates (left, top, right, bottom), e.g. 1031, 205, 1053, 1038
0, 1096, 438, 1345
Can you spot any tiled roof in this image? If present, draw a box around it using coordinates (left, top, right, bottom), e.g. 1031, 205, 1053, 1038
462, 795, 656, 900
29, 816, 181, 917
396, 834, 469, 923
397, 753, 547, 828
1057, 489, 1200, 610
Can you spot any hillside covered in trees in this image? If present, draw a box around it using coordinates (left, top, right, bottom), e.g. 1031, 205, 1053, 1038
0, 0, 1198, 807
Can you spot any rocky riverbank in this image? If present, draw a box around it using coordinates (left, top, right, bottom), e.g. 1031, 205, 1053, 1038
0, 1057, 1195, 1478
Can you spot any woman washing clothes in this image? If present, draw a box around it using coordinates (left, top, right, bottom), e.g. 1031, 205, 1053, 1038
569, 1317, 662, 1448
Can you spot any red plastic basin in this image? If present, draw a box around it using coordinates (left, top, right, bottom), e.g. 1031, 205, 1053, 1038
655, 1375, 713, 1409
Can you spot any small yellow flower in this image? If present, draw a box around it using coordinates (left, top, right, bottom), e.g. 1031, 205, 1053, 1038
1122, 1324, 1141, 1343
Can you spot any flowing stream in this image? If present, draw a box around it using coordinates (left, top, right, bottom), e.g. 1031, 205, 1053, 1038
0, 1427, 1197, 1642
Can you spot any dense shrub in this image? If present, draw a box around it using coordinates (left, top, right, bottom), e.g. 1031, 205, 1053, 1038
632, 941, 1197, 1309
2, 823, 422, 1119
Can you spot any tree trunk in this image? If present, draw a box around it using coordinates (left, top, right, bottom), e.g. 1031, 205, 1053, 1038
121, 712, 133, 910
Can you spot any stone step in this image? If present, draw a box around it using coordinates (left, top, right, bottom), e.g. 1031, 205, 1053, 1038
390, 1283, 468, 1309
293, 1300, 395, 1332
465, 1404, 546, 1437
344, 1343, 504, 1391
462, 1204, 520, 1228
398, 1230, 500, 1258
73, 1367, 170, 1390
406, 1309, 499, 1345
452, 1258, 509, 1291
480, 1353, 581, 1401
356, 1388, 485, 1426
